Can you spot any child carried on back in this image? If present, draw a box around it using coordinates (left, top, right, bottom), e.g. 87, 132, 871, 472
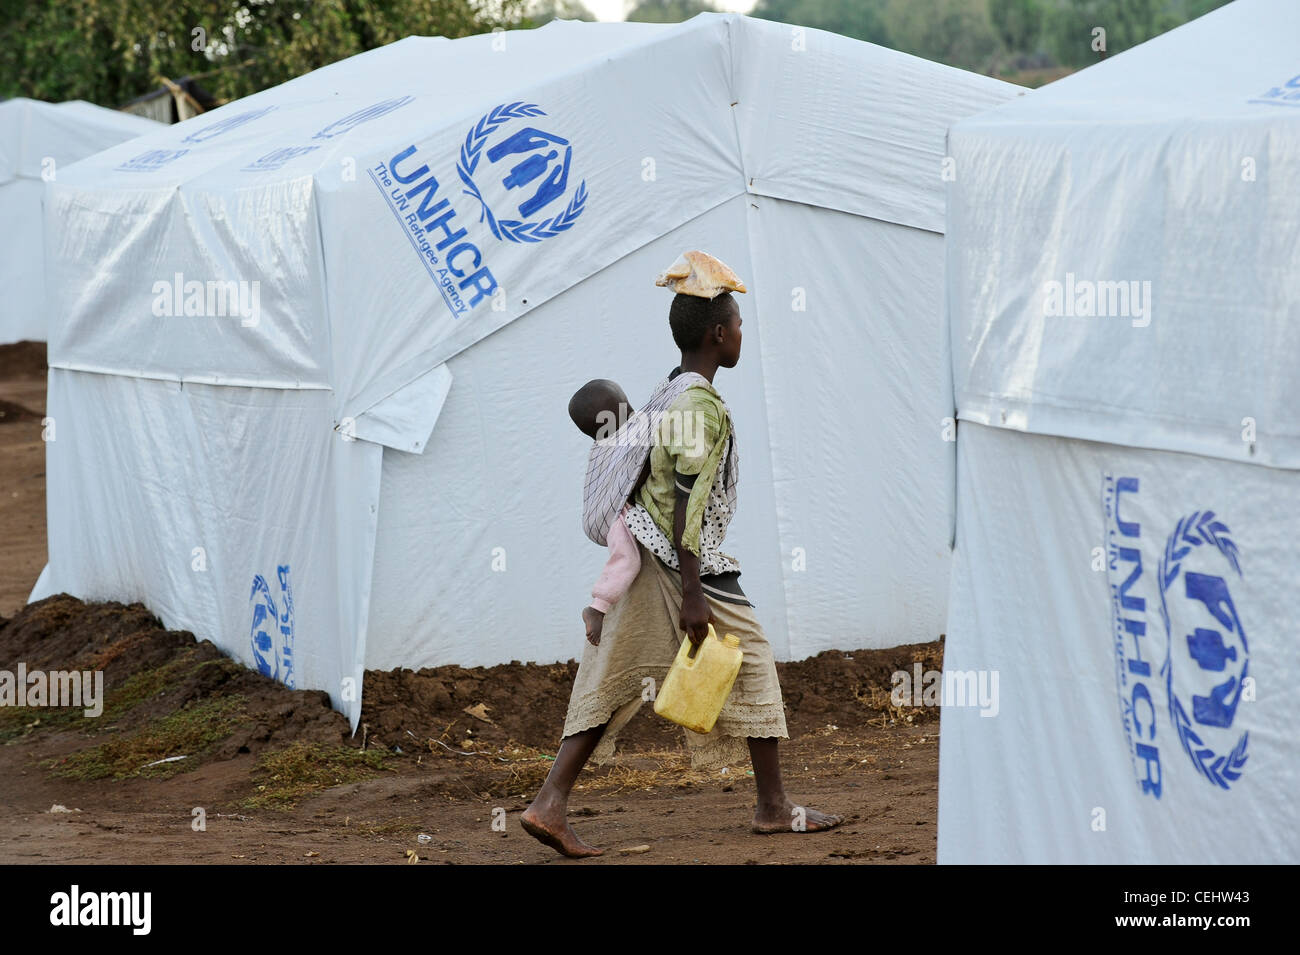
568, 379, 645, 646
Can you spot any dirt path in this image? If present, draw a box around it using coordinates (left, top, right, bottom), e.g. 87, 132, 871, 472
0, 343, 941, 865
0, 724, 937, 864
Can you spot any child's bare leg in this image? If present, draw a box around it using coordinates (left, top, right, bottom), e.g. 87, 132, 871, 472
747, 737, 843, 834
521, 724, 607, 857
580, 606, 604, 645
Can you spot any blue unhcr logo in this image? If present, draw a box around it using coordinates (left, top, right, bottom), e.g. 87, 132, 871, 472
313, 96, 415, 140
1103, 474, 1251, 798
241, 145, 321, 172
368, 101, 586, 320
1248, 72, 1300, 108
181, 106, 277, 144
117, 148, 189, 172
457, 102, 587, 244
250, 565, 295, 689
1103, 474, 1163, 799
1158, 512, 1249, 789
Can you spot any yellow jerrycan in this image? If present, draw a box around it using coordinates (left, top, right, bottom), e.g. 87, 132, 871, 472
654, 623, 743, 734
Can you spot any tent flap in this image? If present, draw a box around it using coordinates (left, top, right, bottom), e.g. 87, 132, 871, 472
346, 362, 453, 453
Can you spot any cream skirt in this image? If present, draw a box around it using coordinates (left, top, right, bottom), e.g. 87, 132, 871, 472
562, 542, 788, 768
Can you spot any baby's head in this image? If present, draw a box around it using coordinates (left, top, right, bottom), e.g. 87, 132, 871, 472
569, 379, 633, 441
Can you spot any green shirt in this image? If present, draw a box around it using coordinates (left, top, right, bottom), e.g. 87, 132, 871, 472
634, 382, 731, 557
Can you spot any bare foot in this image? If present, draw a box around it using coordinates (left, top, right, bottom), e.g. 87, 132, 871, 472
521, 794, 605, 858
752, 800, 844, 835
581, 606, 604, 646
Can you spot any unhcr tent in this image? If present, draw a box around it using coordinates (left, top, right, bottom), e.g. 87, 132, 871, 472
939, 0, 1299, 863
34, 13, 1017, 727
0, 98, 160, 344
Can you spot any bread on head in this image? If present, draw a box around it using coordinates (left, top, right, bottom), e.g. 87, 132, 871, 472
655, 250, 747, 298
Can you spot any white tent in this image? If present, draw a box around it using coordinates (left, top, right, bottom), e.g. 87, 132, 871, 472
940, 0, 1299, 863
34, 13, 1017, 728
0, 98, 160, 344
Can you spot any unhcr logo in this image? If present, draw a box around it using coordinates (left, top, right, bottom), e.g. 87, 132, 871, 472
181, 105, 277, 144
1103, 474, 1254, 797
250, 565, 295, 689
368, 101, 587, 320
1158, 510, 1251, 790
457, 102, 587, 244
241, 145, 320, 172
1103, 474, 1164, 798
236, 96, 412, 174
117, 148, 188, 172
151, 272, 261, 327
313, 96, 414, 140
1043, 272, 1152, 327
1248, 71, 1300, 107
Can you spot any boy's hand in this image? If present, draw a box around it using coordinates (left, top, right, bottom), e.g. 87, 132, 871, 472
680, 590, 714, 647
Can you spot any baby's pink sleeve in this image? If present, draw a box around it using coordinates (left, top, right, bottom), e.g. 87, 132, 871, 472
590, 509, 641, 613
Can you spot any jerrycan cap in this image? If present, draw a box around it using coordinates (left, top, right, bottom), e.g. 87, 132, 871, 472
722, 634, 740, 648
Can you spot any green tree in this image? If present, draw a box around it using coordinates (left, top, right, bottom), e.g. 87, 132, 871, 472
1184, 0, 1232, 18
0, 0, 526, 108
989, 0, 1045, 53
749, 0, 892, 46
524, 0, 597, 26
1044, 0, 1180, 66
625, 0, 718, 24
882, 0, 1000, 72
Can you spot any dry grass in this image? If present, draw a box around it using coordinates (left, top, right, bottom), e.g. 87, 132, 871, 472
855, 683, 929, 728
245, 741, 390, 810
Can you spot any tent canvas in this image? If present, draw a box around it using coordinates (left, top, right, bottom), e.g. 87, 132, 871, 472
0, 99, 161, 344
940, 0, 1299, 863
34, 13, 1018, 728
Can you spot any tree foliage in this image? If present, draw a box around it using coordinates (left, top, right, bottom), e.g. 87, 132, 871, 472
524, 0, 597, 26
989, 0, 1044, 54
750, 0, 890, 46
0, 0, 1240, 107
626, 0, 719, 24
1044, 0, 1182, 66
0, 0, 526, 106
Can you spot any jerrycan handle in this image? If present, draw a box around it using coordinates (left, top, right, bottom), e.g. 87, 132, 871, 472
683, 622, 718, 661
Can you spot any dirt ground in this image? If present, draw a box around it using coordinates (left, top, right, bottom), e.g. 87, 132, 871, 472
0, 343, 943, 865
0, 342, 47, 617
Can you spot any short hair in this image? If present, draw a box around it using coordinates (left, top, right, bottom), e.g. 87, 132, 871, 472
568, 379, 629, 440
669, 292, 734, 352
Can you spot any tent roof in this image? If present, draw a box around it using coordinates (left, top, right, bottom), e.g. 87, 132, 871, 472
61, 15, 1014, 232
947, 0, 1300, 468
954, 0, 1297, 129
45, 14, 1017, 434
0, 97, 161, 183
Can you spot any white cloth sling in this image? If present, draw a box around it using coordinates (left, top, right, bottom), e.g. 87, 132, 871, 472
581, 370, 739, 546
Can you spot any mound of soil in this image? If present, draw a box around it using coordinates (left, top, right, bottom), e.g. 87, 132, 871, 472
0, 399, 38, 424
1, 594, 942, 771
0, 595, 348, 759
0, 342, 46, 380
361, 641, 944, 756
